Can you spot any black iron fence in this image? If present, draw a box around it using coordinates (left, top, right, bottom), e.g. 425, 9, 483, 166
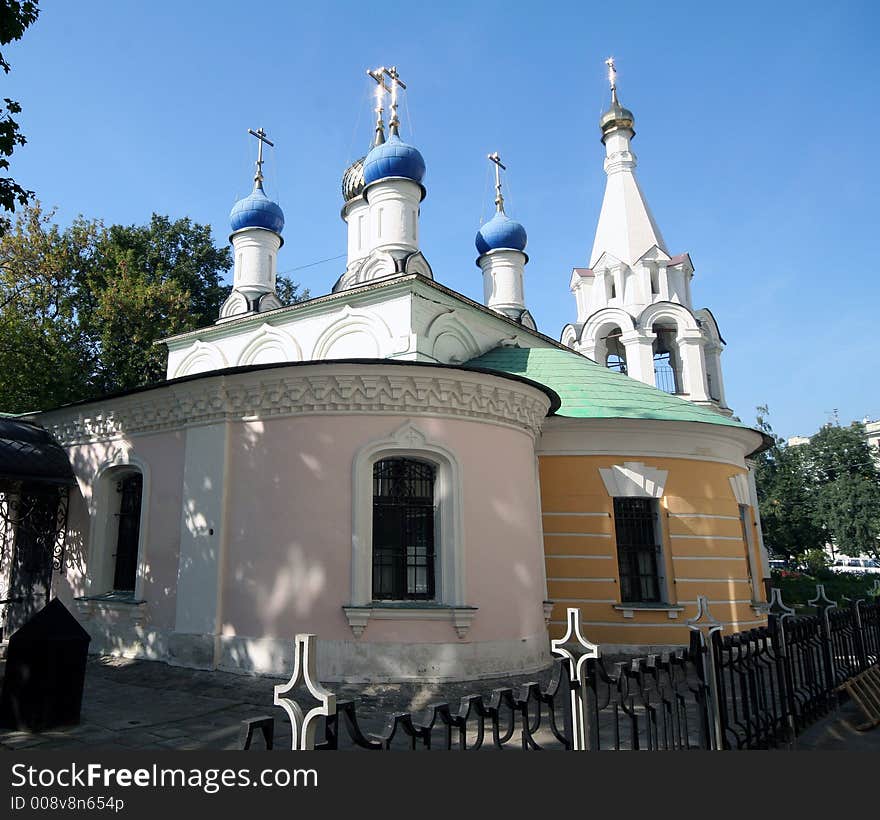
243, 587, 880, 751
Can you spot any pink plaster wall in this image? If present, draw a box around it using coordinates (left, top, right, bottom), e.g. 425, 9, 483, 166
219, 415, 547, 644
55, 433, 186, 630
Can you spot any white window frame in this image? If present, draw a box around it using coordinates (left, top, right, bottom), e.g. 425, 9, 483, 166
350, 422, 465, 608
87, 452, 150, 600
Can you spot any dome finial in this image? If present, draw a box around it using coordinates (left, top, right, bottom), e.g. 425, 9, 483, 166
599, 57, 635, 141
383, 65, 407, 137
366, 66, 390, 147
247, 127, 274, 190
488, 151, 507, 214
605, 56, 618, 104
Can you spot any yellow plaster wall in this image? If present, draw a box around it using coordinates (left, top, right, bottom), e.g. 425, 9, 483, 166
540, 455, 767, 647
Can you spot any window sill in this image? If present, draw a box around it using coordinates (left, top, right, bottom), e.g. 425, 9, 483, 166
614, 604, 685, 620
342, 604, 478, 640
75, 593, 146, 621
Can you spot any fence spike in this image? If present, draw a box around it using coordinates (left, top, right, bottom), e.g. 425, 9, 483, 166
273, 634, 337, 750
807, 584, 837, 611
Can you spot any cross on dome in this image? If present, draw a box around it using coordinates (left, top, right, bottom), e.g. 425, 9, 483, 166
247, 127, 274, 188
366, 66, 391, 147
488, 151, 507, 214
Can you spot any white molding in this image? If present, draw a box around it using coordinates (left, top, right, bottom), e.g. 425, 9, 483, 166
236, 323, 302, 366
424, 310, 481, 364
538, 417, 761, 467
350, 421, 467, 613
311, 305, 395, 360
342, 605, 478, 640
548, 576, 618, 583
173, 340, 228, 378
544, 531, 612, 538
599, 461, 668, 499
729, 472, 750, 506
669, 513, 739, 520
34, 363, 552, 446
542, 511, 610, 518
613, 605, 684, 620
670, 535, 744, 542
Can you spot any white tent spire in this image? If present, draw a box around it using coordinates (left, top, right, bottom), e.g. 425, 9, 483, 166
589, 60, 667, 268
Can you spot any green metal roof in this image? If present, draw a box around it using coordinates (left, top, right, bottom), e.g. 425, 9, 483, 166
466, 346, 754, 432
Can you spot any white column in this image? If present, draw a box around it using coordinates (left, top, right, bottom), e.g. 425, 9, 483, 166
170, 422, 230, 669
621, 329, 655, 385
678, 335, 710, 401
593, 269, 609, 309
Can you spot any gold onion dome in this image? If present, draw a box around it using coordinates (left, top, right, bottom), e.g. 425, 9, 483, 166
599, 88, 635, 141
342, 156, 366, 202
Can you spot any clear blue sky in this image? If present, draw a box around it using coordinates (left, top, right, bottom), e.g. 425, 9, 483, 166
5, 0, 878, 438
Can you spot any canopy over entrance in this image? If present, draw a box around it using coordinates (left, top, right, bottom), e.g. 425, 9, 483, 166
0, 419, 74, 487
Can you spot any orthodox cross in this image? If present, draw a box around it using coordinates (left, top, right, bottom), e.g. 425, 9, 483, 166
366, 66, 392, 145
605, 56, 617, 92
488, 151, 507, 213
383, 65, 406, 135
247, 127, 274, 186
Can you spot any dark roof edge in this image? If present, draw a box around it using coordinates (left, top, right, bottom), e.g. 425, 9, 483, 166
28, 357, 562, 419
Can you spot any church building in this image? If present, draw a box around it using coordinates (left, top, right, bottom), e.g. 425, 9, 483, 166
9, 63, 770, 682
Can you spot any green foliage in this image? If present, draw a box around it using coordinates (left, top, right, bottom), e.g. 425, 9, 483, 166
753, 405, 825, 559
771, 570, 878, 609
802, 548, 830, 576
0, 1, 40, 226
0, 202, 306, 412
754, 405, 880, 562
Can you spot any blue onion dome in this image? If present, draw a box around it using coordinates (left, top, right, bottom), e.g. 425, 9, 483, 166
362, 134, 426, 186
475, 211, 528, 255
342, 156, 366, 202
229, 182, 285, 234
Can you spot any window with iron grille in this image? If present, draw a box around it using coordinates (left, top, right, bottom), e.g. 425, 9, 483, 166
372, 458, 436, 600
613, 497, 664, 603
113, 473, 142, 593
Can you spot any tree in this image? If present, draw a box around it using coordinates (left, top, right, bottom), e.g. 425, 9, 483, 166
752, 405, 825, 560
0, 1, 40, 229
0, 202, 306, 411
85, 214, 233, 392
807, 422, 880, 559
0, 202, 101, 411
753, 407, 880, 562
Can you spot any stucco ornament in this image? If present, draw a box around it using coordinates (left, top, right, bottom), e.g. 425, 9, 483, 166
273, 634, 336, 750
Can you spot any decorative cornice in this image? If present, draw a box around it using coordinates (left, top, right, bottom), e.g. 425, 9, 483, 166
35, 364, 552, 446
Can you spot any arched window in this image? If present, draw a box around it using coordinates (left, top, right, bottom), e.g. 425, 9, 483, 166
603, 330, 628, 375
372, 458, 436, 600
89, 462, 147, 599
112, 473, 143, 593
652, 324, 682, 394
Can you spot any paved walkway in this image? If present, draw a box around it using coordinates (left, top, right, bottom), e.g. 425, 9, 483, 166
0, 656, 560, 751
1, 656, 877, 751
